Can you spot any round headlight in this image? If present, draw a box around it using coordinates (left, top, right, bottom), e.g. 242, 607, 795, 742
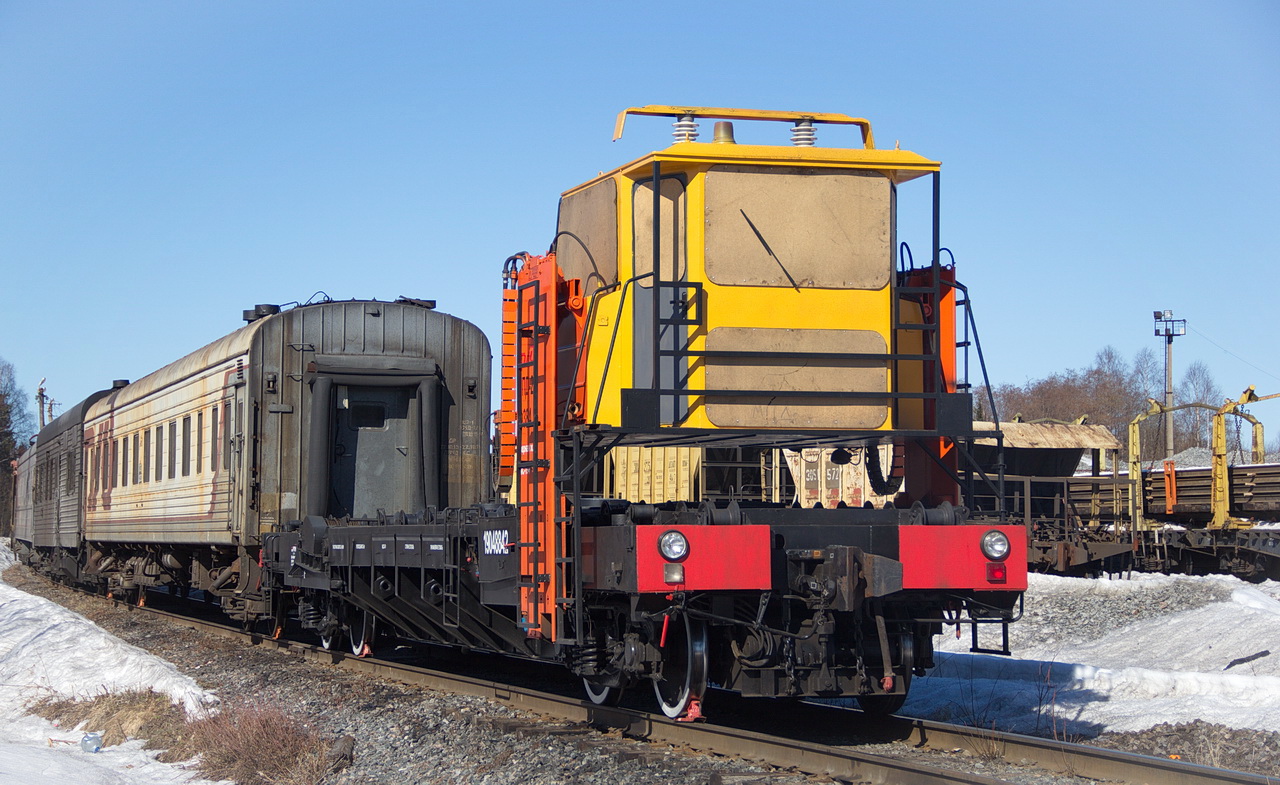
658, 530, 689, 562
980, 530, 1011, 561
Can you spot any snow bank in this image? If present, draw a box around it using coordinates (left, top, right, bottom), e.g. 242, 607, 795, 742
0, 581, 216, 716
0, 542, 223, 784
909, 575, 1280, 735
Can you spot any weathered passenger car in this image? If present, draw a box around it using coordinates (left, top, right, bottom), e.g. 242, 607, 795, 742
27, 389, 114, 578
70, 298, 488, 618
10, 438, 38, 561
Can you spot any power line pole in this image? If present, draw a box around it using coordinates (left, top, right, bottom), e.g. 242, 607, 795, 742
1153, 310, 1186, 461
35, 378, 46, 429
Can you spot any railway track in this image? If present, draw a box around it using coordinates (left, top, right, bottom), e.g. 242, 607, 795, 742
78, 586, 1274, 785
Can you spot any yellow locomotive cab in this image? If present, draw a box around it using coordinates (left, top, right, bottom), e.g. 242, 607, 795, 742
553, 105, 941, 435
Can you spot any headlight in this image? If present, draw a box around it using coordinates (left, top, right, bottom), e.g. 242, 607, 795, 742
658, 530, 689, 562
980, 530, 1011, 561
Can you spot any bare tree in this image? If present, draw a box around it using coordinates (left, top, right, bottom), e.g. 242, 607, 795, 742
1130, 347, 1162, 400
1176, 360, 1223, 450
1, 357, 36, 536
980, 346, 1197, 462
1127, 346, 1166, 461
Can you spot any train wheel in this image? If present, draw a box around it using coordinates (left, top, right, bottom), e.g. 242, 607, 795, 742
653, 615, 708, 719
348, 607, 375, 657
583, 677, 625, 707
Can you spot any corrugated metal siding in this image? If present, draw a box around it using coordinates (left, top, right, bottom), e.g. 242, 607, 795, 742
270, 300, 491, 518
605, 447, 700, 503
783, 447, 897, 508
31, 391, 111, 549
12, 444, 36, 544
32, 429, 82, 548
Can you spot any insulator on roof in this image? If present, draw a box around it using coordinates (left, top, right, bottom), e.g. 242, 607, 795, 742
672, 115, 699, 143
791, 120, 816, 146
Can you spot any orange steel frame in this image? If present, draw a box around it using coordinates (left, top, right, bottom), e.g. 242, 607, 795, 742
498, 253, 587, 641
900, 264, 961, 506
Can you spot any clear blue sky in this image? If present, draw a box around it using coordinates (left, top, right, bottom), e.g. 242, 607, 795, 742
2, 1, 1277, 424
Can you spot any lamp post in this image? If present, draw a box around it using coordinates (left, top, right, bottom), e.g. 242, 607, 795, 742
1153, 310, 1186, 461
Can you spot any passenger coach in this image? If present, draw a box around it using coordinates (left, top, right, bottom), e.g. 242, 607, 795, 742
19, 298, 489, 622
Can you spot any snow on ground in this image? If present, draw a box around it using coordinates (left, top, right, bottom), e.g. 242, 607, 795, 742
906, 572, 1280, 737
0, 542, 223, 785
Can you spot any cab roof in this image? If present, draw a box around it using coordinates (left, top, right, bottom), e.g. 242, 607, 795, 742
565, 105, 939, 197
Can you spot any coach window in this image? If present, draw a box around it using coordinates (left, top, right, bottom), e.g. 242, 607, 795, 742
143, 430, 150, 483
107, 440, 116, 490
155, 426, 164, 481
196, 411, 204, 474
65, 449, 75, 495
222, 401, 231, 470
210, 406, 220, 469
121, 437, 129, 488
168, 422, 177, 479
182, 416, 192, 477
132, 433, 141, 485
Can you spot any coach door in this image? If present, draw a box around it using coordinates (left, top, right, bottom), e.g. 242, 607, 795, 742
227, 384, 247, 535
331, 385, 416, 519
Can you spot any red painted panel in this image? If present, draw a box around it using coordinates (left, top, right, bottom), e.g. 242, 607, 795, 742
634, 525, 772, 593
900, 525, 1028, 591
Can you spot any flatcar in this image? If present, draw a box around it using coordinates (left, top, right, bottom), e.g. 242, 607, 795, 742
11, 106, 1026, 720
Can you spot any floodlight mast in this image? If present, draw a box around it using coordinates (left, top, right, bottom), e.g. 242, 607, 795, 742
1153, 309, 1187, 460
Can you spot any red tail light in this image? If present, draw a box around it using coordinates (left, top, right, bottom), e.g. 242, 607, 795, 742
986, 562, 1007, 583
